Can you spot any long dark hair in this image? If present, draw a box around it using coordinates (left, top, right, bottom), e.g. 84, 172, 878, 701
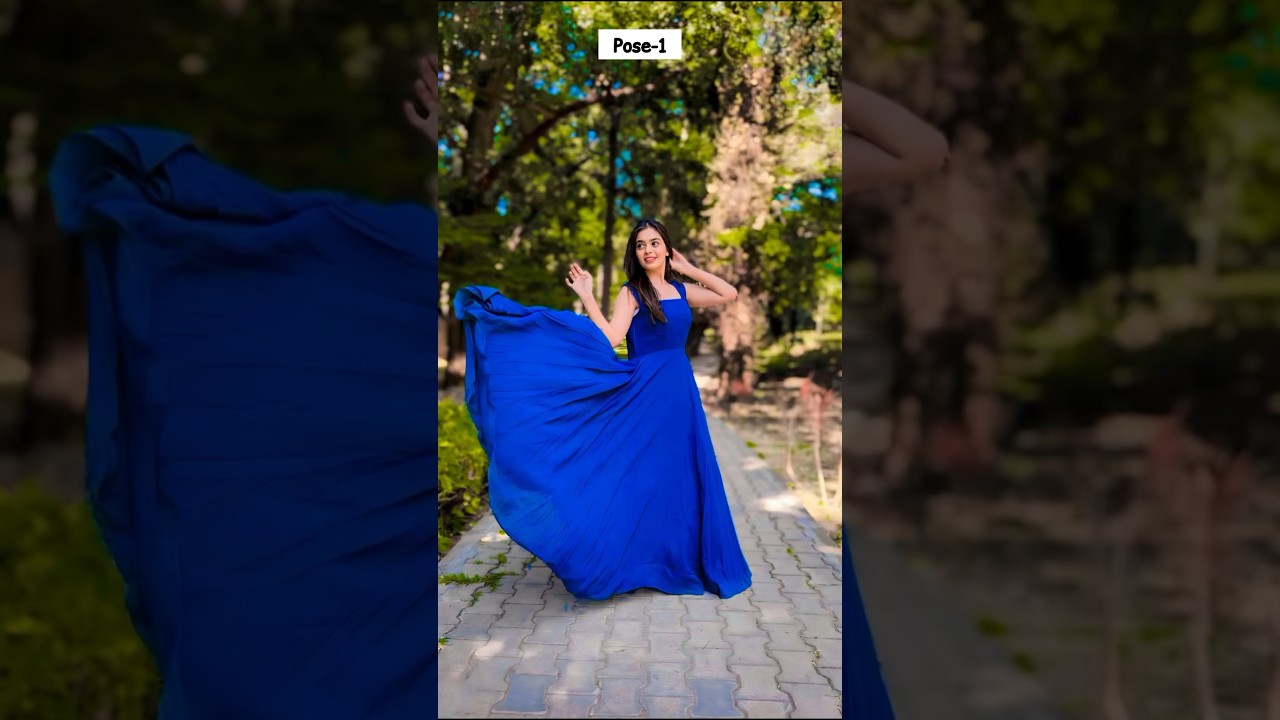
622, 218, 675, 324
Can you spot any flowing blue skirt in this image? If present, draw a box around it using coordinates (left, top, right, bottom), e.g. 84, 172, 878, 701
455, 287, 752, 600
49, 126, 436, 719
845, 535, 898, 718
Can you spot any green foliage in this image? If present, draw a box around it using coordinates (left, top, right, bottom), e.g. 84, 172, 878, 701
1005, 268, 1280, 421
438, 399, 489, 554
439, 1, 843, 341
757, 330, 842, 380
0, 484, 159, 719
976, 616, 1011, 639
0, 0, 434, 205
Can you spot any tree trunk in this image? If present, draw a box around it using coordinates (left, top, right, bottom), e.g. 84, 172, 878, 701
441, 307, 467, 390
715, 285, 760, 399
16, 194, 87, 452
600, 108, 622, 315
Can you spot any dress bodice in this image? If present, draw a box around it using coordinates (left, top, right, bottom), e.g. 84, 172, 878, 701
624, 281, 690, 358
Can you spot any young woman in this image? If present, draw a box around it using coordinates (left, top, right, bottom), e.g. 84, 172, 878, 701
46, 57, 439, 719
844, 77, 950, 720
455, 218, 753, 600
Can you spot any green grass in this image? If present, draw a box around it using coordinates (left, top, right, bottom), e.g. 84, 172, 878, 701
438, 571, 517, 592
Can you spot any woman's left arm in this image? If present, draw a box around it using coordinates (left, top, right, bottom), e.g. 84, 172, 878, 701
670, 249, 739, 308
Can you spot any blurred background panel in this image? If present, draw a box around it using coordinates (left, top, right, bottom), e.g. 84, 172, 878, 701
0, 1, 434, 717
845, 1, 1280, 719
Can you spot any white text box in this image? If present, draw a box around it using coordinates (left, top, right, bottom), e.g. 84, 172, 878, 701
598, 29, 683, 60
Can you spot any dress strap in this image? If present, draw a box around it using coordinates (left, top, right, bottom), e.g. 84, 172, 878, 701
674, 281, 686, 300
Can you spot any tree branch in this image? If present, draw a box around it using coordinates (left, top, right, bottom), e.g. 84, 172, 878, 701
477, 70, 683, 193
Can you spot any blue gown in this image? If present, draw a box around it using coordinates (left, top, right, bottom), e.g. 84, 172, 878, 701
48, 126, 436, 719
455, 281, 752, 600
845, 535, 898, 718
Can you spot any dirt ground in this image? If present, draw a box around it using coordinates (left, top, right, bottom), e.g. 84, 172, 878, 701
697, 373, 845, 545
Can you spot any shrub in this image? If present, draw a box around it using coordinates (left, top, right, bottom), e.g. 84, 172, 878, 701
438, 399, 489, 554
0, 483, 159, 719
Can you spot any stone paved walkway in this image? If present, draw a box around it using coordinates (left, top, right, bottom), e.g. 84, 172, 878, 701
437, 413, 844, 718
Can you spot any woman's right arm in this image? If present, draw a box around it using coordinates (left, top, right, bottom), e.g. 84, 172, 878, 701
845, 78, 950, 193
566, 264, 635, 348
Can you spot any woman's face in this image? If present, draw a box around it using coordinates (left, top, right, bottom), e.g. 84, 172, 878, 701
634, 227, 668, 272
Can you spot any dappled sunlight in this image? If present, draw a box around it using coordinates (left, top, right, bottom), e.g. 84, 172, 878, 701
754, 491, 805, 516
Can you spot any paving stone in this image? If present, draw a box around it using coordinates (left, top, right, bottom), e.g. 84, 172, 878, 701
649, 594, 684, 610
726, 634, 773, 667
779, 591, 827, 614
603, 619, 647, 649
508, 583, 549, 605
512, 643, 562, 675
546, 693, 598, 718
642, 696, 695, 717
802, 567, 840, 587
521, 565, 554, 585
794, 613, 841, 641
590, 677, 645, 717
492, 602, 541, 629
548, 659, 604, 695
792, 551, 828, 569
450, 613, 500, 641
474, 627, 533, 658
639, 661, 694, 697
561, 630, 609, 662
649, 631, 693, 663
438, 638, 484, 681
686, 620, 731, 651
748, 601, 795, 626
745, 578, 788, 603
781, 682, 842, 718
718, 591, 755, 613
492, 673, 556, 713
688, 678, 743, 718
524, 616, 575, 645
645, 609, 687, 634
777, 574, 818, 595
598, 645, 648, 679
761, 622, 811, 653
465, 655, 520, 692
688, 647, 735, 680
439, 689, 503, 718
461, 589, 509, 614
537, 596, 577, 617
683, 596, 723, 622
571, 607, 613, 633
610, 598, 649, 621
770, 650, 827, 685
721, 611, 765, 638
808, 638, 842, 669
735, 700, 792, 718
730, 665, 790, 702
817, 666, 841, 693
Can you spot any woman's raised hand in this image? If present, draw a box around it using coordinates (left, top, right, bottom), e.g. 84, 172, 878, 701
404, 54, 439, 142
566, 263, 594, 301
669, 248, 695, 275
